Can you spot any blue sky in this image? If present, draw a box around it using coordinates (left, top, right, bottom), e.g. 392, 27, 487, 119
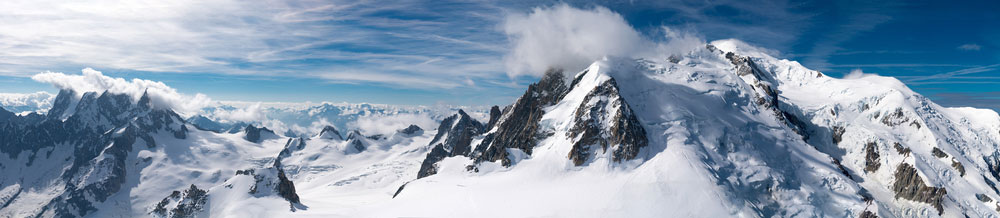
0, 0, 997, 110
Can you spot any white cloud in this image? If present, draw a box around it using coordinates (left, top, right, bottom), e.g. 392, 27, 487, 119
502, 4, 651, 78
210, 102, 265, 123
0, 0, 511, 90
348, 113, 437, 136
958, 44, 982, 51
31, 68, 211, 115
502, 4, 705, 78
844, 68, 876, 79
0, 91, 55, 114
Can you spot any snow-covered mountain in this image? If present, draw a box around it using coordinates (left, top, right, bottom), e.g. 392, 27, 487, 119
193, 101, 485, 139
2, 39, 999, 217
388, 40, 1000, 217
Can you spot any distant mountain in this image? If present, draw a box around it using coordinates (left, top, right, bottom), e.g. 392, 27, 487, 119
2, 39, 999, 217
394, 40, 1000, 217
0, 92, 54, 115
194, 101, 483, 138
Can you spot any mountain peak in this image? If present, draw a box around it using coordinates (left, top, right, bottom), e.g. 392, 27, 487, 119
316, 125, 343, 140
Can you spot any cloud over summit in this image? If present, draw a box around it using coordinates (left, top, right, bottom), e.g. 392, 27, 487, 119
31, 68, 211, 115
502, 4, 703, 78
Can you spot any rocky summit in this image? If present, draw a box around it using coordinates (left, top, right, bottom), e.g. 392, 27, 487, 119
2, 40, 1000, 218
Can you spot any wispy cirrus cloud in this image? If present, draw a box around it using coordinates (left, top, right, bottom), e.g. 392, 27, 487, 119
958, 44, 982, 51
0, 0, 511, 90
904, 63, 1000, 83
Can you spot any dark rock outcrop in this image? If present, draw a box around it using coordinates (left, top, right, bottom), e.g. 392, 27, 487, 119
366, 134, 386, 140
317, 125, 343, 140
392, 182, 410, 198
0, 90, 188, 217
398, 125, 424, 136
275, 168, 300, 204
725, 52, 809, 139
893, 142, 911, 156
859, 210, 878, 218
472, 70, 569, 166
931, 147, 949, 158
978, 193, 993, 202
228, 155, 301, 206
880, 108, 909, 127
345, 130, 368, 153
864, 142, 880, 173
244, 124, 275, 143
485, 105, 502, 130
951, 159, 966, 177
0, 106, 13, 123
892, 163, 947, 215
832, 126, 846, 144
417, 110, 485, 178
566, 78, 648, 166
151, 184, 208, 218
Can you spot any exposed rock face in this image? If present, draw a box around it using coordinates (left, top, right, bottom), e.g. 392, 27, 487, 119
832, 126, 846, 144
892, 163, 947, 215
185, 115, 233, 133
244, 124, 275, 143
317, 125, 343, 140
398, 125, 424, 136
485, 105, 502, 130
472, 70, 568, 166
864, 142, 880, 173
366, 134, 386, 140
345, 130, 368, 153
987, 156, 1000, 183
0, 107, 13, 123
275, 168, 300, 204
230, 166, 300, 205
979, 193, 993, 202
893, 142, 911, 156
151, 184, 208, 218
931, 147, 949, 158
951, 159, 966, 177
859, 210, 878, 218
0, 90, 188, 217
392, 182, 409, 198
880, 108, 909, 127
278, 138, 307, 159
566, 78, 648, 166
725, 52, 809, 139
272, 151, 301, 204
417, 110, 485, 178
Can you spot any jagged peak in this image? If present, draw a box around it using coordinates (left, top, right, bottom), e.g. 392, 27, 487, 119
243, 124, 276, 143
316, 125, 343, 140
0, 106, 13, 122
346, 129, 364, 139
397, 124, 424, 136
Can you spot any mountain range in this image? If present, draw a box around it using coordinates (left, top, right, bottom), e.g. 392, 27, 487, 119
2, 39, 999, 217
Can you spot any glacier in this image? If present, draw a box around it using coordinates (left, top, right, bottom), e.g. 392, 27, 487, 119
0, 39, 998, 217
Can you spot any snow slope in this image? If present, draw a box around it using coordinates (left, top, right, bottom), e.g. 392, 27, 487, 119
2, 39, 999, 218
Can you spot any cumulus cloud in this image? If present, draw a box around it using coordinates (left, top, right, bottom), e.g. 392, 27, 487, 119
958, 44, 982, 51
31, 68, 211, 115
0, 91, 55, 114
844, 68, 876, 79
210, 102, 266, 123
503, 4, 648, 77
348, 113, 437, 136
502, 4, 704, 78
